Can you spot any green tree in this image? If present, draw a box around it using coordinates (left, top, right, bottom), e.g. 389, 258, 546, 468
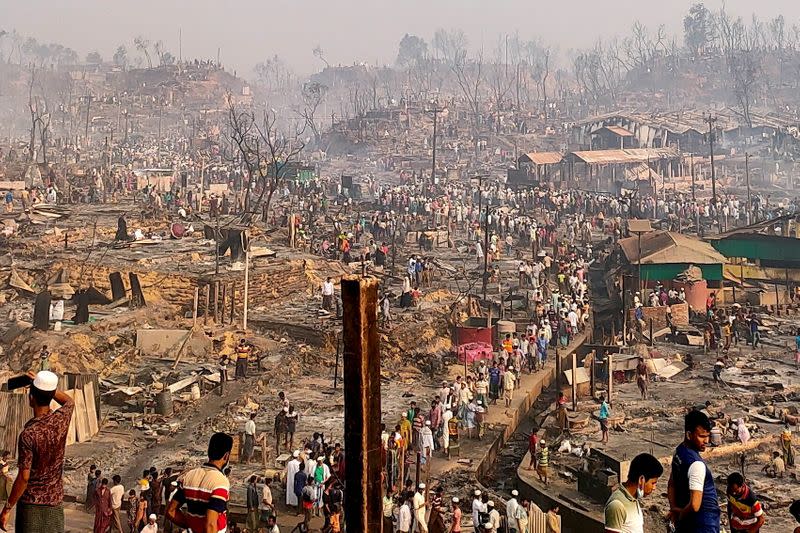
396, 34, 428, 68
684, 3, 712, 57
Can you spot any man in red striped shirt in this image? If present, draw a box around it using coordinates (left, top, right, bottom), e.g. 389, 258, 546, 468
166, 432, 232, 533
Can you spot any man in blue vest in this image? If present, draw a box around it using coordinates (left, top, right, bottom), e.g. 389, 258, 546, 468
667, 410, 720, 533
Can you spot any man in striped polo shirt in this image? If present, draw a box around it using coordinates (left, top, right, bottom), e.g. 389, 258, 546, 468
166, 432, 233, 533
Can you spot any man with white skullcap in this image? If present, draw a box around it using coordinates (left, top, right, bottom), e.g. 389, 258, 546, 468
506, 489, 520, 533
487, 500, 501, 531
472, 490, 486, 532
0, 371, 74, 532
141, 513, 158, 533
285, 451, 301, 508
413, 483, 428, 532
450, 497, 462, 532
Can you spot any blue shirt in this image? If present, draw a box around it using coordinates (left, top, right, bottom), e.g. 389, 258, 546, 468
488, 367, 500, 385
599, 401, 609, 420
671, 442, 721, 533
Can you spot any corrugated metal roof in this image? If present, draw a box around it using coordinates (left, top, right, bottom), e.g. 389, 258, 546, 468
593, 125, 634, 137
627, 219, 653, 233
519, 152, 564, 165
569, 148, 680, 165
619, 231, 725, 265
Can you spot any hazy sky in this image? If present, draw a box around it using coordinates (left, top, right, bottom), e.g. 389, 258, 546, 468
2, 0, 799, 76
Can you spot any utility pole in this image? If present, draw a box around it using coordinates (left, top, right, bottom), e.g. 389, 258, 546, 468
745, 152, 752, 225
242, 232, 250, 331
83, 94, 93, 147
482, 204, 490, 301
341, 276, 383, 533
426, 101, 444, 186
706, 113, 720, 231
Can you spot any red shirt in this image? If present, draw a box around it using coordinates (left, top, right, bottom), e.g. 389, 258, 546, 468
528, 433, 538, 453
18, 400, 75, 506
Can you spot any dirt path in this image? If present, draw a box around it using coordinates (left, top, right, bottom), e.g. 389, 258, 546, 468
121, 378, 247, 483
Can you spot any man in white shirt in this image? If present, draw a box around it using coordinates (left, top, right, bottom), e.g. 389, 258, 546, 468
322, 277, 335, 311
285, 451, 301, 507
472, 490, 486, 531
398, 494, 413, 533
413, 483, 428, 532
243, 413, 257, 463
260, 478, 274, 518
141, 513, 158, 533
109, 475, 125, 532
487, 500, 501, 531
506, 490, 520, 533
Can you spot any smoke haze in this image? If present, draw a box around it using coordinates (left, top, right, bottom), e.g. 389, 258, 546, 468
2, 0, 800, 74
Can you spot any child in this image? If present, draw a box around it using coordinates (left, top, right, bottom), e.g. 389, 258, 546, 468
329, 503, 341, 533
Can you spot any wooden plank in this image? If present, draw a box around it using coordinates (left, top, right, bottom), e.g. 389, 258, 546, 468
83, 386, 99, 437
0, 393, 29, 457
73, 388, 90, 442
65, 390, 77, 446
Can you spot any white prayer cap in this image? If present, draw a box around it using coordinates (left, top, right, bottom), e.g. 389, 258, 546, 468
425, 420, 431, 426
149, 514, 157, 520
474, 490, 482, 496
33, 371, 58, 392
171, 481, 178, 486
508, 366, 514, 370
401, 412, 408, 418
292, 450, 300, 458
317, 456, 325, 461
452, 497, 459, 503
488, 500, 495, 507
418, 483, 425, 489
477, 400, 482, 405
511, 489, 519, 496
484, 524, 493, 529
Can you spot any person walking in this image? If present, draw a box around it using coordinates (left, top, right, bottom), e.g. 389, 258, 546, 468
246, 475, 259, 532
242, 413, 257, 464
109, 475, 125, 533
235, 339, 251, 380
599, 395, 610, 444
449, 497, 461, 533
94, 478, 113, 533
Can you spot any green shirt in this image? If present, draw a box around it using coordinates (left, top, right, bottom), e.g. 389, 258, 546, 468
604, 486, 643, 533
538, 447, 549, 467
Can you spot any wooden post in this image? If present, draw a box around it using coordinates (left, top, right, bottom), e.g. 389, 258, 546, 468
243, 249, 249, 330
607, 353, 614, 408
192, 286, 199, 328
341, 276, 382, 533
571, 352, 578, 412
775, 282, 780, 316
555, 345, 561, 390
590, 350, 596, 398
649, 318, 654, 346
213, 280, 219, 323
221, 284, 227, 325
230, 283, 235, 324
204, 284, 210, 326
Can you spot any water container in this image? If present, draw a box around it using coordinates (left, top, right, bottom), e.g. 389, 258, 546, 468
710, 426, 722, 446
155, 390, 173, 416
